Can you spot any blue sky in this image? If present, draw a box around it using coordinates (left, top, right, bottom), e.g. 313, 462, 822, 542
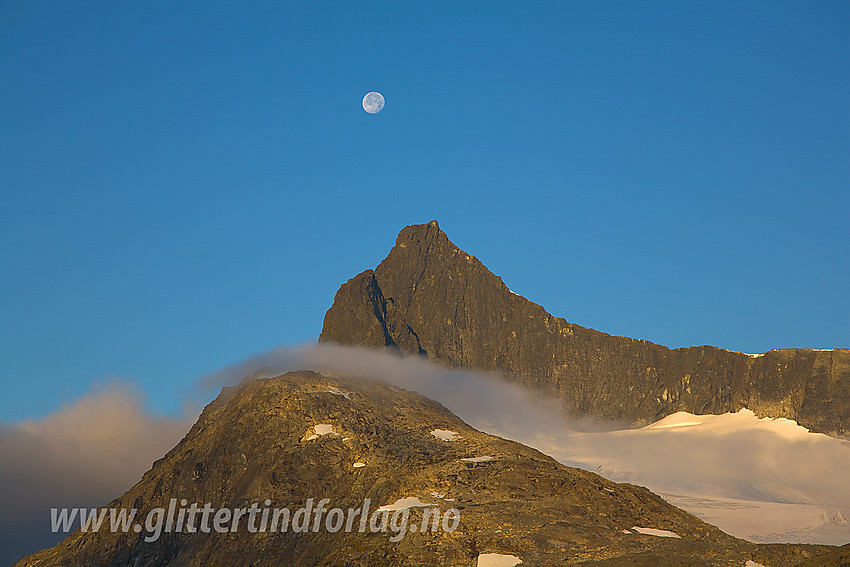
2, 1, 848, 422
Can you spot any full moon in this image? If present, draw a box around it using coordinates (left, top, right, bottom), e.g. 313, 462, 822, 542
362, 92, 385, 114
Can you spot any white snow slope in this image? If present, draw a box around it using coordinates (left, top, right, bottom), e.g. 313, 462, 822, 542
518, 409, 850, 545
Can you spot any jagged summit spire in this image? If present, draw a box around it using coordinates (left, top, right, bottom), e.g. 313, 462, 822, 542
321, 219, 512, 355
391, 219, 447, 248
321, 222, 850, 436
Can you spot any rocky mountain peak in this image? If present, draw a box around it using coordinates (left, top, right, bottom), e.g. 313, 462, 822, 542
321, 222, 850, 436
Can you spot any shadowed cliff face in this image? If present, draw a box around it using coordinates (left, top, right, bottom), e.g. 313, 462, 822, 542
17, 372, 804, 567
320, 221, 850, 436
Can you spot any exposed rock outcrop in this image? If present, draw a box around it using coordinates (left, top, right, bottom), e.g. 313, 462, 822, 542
320, 221, 850, 436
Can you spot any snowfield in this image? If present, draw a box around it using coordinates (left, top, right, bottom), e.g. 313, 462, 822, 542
511, 409, 850, 545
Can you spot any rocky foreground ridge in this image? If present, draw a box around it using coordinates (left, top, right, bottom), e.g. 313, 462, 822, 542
15, 372, 836, 566
320, 221, 850, 437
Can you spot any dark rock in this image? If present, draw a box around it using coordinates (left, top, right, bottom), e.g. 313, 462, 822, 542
792, 542, 850, 566
320, 221, 850, 436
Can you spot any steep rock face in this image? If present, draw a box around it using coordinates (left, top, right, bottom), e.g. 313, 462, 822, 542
15, 372, 811, 567
320, 221, 850, 436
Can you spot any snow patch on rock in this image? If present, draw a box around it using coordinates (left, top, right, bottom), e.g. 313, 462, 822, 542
431, 429, 459, 441
631, 526, 681, 538
476, 553, 522, 567
305, 423, 338, 440
460, 455, 494, 463
376, 497, 433, 512
429, 491, 455, 501
327, 386, 351, 399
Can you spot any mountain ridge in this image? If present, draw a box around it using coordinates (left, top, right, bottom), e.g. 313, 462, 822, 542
320, 221, 850, 436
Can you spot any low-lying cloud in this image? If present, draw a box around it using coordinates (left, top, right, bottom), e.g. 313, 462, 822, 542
0, 382, 194, 565
199, 342, 617, 434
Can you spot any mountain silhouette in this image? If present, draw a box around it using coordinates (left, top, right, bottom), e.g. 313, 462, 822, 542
321, 221, 849, 436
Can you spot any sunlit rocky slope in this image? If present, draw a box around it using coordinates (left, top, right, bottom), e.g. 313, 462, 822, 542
14, 372, 834, 566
